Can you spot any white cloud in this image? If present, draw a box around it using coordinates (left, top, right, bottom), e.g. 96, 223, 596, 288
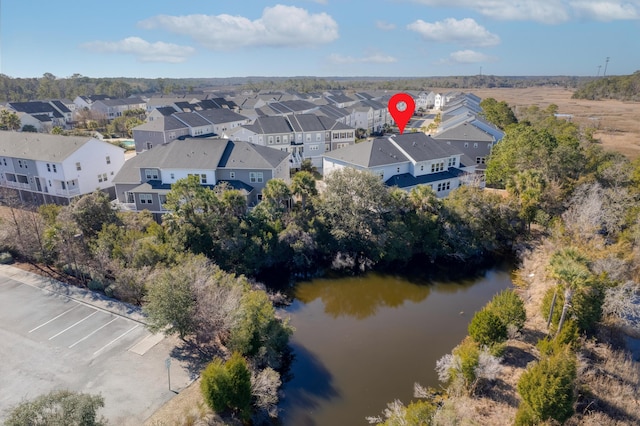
376, 20, 397, 30
570, 1, 640, 21
329, 53, 398, 64
81, 37, 195, 63
447, 49, 495, 63
407, 18, 500, 47
138, 5, 339, 50
411, 0, 571, 24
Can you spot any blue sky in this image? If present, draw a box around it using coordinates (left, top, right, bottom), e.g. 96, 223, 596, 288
1, 0, 638, 78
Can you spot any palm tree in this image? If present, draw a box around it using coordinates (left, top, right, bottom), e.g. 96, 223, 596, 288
547, 248, 591, 336
290, 171, 317, 210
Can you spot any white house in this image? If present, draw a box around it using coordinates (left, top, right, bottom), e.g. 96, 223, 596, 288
323, 132, 476, 197
0, 131, 125, 203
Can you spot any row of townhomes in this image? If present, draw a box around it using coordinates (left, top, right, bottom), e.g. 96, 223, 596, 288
0, 90, 503, 215
0, 132, 125, 204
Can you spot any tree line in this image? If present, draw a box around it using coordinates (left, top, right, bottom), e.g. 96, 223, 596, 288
572, 70, 640, 101
368, 98, 640, 425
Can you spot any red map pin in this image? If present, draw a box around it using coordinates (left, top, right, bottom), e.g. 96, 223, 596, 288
388, 93, 415, 135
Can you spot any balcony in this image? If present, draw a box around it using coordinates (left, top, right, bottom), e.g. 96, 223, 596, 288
54, 188, 80, 196
2, 181, 31, 190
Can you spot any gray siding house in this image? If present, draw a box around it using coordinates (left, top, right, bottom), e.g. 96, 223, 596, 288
113, 137, 290, 217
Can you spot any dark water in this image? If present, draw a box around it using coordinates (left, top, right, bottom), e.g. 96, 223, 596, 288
279, 266, 514, 425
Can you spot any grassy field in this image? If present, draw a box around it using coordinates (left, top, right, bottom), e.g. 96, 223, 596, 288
468, 87, 640, 159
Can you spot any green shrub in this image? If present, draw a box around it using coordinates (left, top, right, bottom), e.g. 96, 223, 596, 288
489, 289, 526, 331
517, 349, 577, 425
468, 307, 507, 346
572, 283, 604, 335
88, 280, 105, 292
537, 320, 579, 356
0, 252, 14, 264
200, 352, 252, 421
541, 287, 563, 329
452, 338, 480, 392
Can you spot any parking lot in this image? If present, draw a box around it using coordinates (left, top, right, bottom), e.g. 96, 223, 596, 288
0, 266, 192, 424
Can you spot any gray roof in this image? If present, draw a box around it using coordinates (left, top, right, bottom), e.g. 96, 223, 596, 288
196, 109, 249, 124
218, 140, 289, 169
133, 116, 188, 132
113, 138, 288, 184
244, 116, 293, 134
154, 106, 178, 116
50, 100, 71, 114
95, 97, 145, 107
389, 133, 463, 162
8, 101, 63, 118
432, 122, 495, 143
324, 138, 408, 168
113, 139, 229, 183
173, 112, 212, 128
324, 133, 463, 168
265, 100, 317, 114
314, 104, 351, 121
385, 168, 467, 189
326, 93, 356, 104
0, 131, 117, 162
317, 116, 353, 131
287, 114, 326, 132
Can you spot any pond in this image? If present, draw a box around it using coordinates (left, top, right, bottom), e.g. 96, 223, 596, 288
279, 265, 514, 425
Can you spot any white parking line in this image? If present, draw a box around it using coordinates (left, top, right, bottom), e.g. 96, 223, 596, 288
93, 324, 140, 356
68, 317, 118, 349
29, 305, 79, 333
49, 311, 98, 340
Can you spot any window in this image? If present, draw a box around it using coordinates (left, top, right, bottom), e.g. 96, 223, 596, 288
102, 173, 107, 182
473, 143, 478, 148
309, 145, 319, 151
448, 157, 455, 167
249, 172, 263, 183
2, 158, 6, 166
316, 133, 322, 141
139, 194, 153, 204
420, 165, 424, 171
283, 135, 288, 143
146, 142, 153, 150
76, 162, 81, 171
170, 173, 175, 179
98, 174, 103, 183
430, 162, 445, 173
48, 180, 51, 187
18, 160, 23, 168
268, 136, 274, 145
201, 174, 207, 184
326, 132, 330, 139
275, 136, 281, 144
46, 163, 50, 172
306, 134, 311, 142
230, 172, 235, 179
106, 156, 111, 164
297, 134, 303, 142
476, 157, 486, 164
464, 142, 469, 148
145, 169, 159, 180
397, 167, 400, 173
259, 136, 263, 143
52, 164, 56, 173
488, 143, 492, 149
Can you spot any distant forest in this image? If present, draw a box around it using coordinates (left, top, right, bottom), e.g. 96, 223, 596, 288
572, 71, 640, 101
0, 73, 605, 103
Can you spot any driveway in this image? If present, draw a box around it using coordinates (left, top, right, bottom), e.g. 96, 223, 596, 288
0, 265, 194, 425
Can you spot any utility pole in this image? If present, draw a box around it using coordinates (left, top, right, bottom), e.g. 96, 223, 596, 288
596, 65, 601, 77
603, 57, 610, 77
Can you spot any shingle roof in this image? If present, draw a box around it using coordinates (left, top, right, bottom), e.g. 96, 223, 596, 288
218, 140, 289, 169
244, 116, 293, 134
196, 109, 249, 124
8, 101, 59, 116
314, 104, 351, 121
324, 138, 408, 168
388, 133, 463, 162
0, 131, 117, 162
50, 100, 71, 114
266, 100, 317, 114
432, 122, 495, 142
133, 116, 189, 132
385, 168, 467, 188
113, 138, 289, 184
287, 114, 326, 132
155, 106, 178, 116
173, 112, 212, 128
113, 139, 229, 183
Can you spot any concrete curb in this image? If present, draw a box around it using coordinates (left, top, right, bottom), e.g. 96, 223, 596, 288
0, 264, 148, 325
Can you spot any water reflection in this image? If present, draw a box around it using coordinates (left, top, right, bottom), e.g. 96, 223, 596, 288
280, 267, 513, 425
294, 272, 486, 320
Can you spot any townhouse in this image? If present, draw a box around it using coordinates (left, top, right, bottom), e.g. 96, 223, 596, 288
112, 138, 290, 217
0, 131, 125, 203
323, 132, 476, 197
